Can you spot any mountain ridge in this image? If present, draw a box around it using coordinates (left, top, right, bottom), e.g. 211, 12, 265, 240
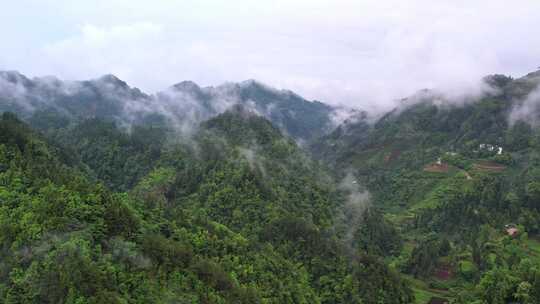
0, 70, 343, 141
3, 68, 540, 303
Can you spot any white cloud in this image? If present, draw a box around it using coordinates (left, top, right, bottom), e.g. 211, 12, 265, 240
40, 23, 164, 85
509, 85, 540, 126
2, 0, 540, 112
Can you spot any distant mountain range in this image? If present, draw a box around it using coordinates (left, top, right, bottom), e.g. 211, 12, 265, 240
2, 69, 540, 149
312, 71, 540, 167
0, 71, 348, 141
3, 68, 540, 303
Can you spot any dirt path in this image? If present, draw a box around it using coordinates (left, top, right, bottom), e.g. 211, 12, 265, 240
473, 161, 506, 172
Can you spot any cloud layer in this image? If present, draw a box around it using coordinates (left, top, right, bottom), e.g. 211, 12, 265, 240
2, 0, 540, 111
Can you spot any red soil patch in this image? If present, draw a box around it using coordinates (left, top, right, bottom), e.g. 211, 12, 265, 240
506, 227, 519, 237
384, 150, 401, 164
428, 297, 449, 304
423, 163, 449, 173
433, 265, 453, 281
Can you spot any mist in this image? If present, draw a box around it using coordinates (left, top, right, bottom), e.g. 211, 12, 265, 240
2, 1, 540, 113
336, 172, 371, 250
509, 85, 540, 127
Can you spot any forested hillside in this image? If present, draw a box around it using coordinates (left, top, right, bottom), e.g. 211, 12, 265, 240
3, 68, 540, 303
0, 71, 339, 142
313, 71, 540, 303
0, 107, 412, 303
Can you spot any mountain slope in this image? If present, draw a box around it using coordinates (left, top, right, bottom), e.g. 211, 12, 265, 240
0, 71, 338, 141
313, 73, 540, 177
0, 110, 413, 303
312, 71, 540, 303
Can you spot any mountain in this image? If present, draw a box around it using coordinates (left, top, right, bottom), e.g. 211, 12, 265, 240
0, 107, 413, 303
312, 70, 540, 303
0, 71, 148, 119
0, 71, 338, 141
155, 78, 338, 141
312, 72, 540, 170
4, 67, 540, 303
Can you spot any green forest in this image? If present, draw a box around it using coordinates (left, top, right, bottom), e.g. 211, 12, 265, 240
0, 107, 412, 303
2, 70, 540, 303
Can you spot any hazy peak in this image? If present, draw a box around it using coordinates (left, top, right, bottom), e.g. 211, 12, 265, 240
98, 74, 126, 85
0, 70, 30, 84
171, 80, 202, 92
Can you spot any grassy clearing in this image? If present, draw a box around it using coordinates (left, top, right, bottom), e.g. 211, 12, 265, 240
413, 287, 439, 304
526, 238, 540, 258
406, 275, 451, 304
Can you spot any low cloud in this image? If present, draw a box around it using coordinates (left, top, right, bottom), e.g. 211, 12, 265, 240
336, 172, 371, 250
2, 1, 540, 114
509, 85, 540, 127
238, 147, 268, 178
392, 78, 499, 114
0, 72, 33, 111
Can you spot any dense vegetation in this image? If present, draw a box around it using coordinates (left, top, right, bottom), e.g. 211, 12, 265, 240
0, 107, 412, 303
313, 71, 540, 303
0, 71, 336, 143
3, 69, 540, 303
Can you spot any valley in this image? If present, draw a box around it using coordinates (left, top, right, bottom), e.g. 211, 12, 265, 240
1, 70, 540, 303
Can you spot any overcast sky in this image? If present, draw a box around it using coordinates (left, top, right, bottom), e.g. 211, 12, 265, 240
2, 0, 540, 111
